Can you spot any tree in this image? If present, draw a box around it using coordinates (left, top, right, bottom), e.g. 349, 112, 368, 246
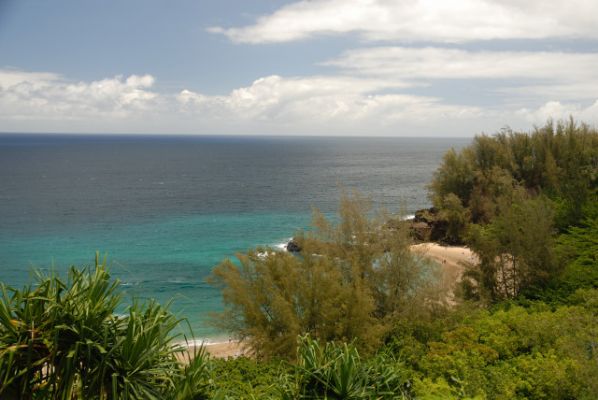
438, 193, 470, 244
209, 193, 445, 359
464, 190, 559, 301
428, 148, 475, 209
428, 119, 598, 241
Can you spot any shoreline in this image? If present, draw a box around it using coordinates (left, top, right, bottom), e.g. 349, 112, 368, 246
181, 242, 476, 359
177, 339, 248, 360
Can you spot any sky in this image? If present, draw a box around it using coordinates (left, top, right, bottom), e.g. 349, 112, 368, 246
1, 0, 597, 136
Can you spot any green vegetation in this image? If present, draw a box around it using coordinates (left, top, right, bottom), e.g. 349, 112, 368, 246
465, 188, 559, 301
429, 118, 598, 231
209, 193, 445, 359
2, 119, 597, 398
395, 293, 598, 399
429, 119, 598, 303
0, 254, 210, 400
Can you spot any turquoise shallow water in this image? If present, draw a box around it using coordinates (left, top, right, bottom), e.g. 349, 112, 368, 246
0, 134, 470, 337
1, 212, 311, 336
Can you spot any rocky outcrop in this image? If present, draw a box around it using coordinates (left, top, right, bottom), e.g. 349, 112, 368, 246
286, 239, 302, 253
410, 221, 432, 242
283, 208, 454, 252
410, 207, 452, 243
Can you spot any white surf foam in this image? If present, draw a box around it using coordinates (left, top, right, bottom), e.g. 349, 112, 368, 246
273, 237, 293, 252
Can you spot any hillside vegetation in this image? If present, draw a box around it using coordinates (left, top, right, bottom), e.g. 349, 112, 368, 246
1, 119, 597, 399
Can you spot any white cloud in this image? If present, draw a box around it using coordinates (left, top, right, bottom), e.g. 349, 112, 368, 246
178, 75, 473, 122
176, 75, 482, 133
325, 47, 598, 101
1, 67, 596, 136
0, 69, 158, 122
517, 100, 598, 125
326, 47, 598, 82
0, 70, 61, 89
179, 75, 410, 118
209, 0, 598, 44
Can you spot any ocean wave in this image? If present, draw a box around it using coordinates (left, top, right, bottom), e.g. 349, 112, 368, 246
167, 278, 189, 284
274, 237, 293, 251
177, 336, 232, 347
256, 250, 275, 259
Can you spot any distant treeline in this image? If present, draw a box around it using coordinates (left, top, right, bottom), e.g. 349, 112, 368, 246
429, 118, 597, 233
427, 118, 597, 302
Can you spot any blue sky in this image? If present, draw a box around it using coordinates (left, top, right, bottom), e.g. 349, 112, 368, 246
1, 0, 597, 136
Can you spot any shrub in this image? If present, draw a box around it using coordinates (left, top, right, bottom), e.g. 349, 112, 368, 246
209, 193, 445, 359
279, 336, 410, 399
0, 254, 210, 400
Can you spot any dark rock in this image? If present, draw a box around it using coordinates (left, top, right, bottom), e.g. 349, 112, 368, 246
409, 207, 452, 242
410, 221, 432, 241
286, 239, 302, 253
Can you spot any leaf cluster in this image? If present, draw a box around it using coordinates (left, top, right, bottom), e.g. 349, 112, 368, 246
279, 335, 410, 400
0, 254, 210, 400
209, 193, 446, 359
390, 290, 598, 399
429, 118, 598, 231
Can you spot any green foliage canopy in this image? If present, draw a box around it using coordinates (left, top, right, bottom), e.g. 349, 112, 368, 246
465, 189, 559, 301
209, 194, 445, 359
429, 119, 598, 229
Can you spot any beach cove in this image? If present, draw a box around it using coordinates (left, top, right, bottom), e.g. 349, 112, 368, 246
0, 134, 469, 337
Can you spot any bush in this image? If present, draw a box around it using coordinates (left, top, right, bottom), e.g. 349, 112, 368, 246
209, 356, 285, 399
394, 294, 598, 399
0, 254, 211, 400
279, 336, 410, 399
209, 193, 445, 359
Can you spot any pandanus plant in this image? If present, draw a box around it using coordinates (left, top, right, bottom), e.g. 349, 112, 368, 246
0, 254, 211, 400
280, 335, 410, 399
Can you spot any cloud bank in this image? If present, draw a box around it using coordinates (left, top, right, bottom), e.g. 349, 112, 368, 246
0, 70, 157, 121
2, 63, 597, 135
209, 0, 598, 44
2, 1, 598, 135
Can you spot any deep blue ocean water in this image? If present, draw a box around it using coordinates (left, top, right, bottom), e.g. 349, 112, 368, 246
0, 134, 470, 337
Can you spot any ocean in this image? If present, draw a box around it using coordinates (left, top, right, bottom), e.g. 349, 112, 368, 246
0, 134, 470, 337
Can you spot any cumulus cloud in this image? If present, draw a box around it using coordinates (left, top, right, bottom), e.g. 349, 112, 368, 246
1, 66, 596, 136
176, 75, 482, 133
518, 100, 598, 125
179, 75, 410, 118
209, 0, 598, 44
0, 69, 158, 122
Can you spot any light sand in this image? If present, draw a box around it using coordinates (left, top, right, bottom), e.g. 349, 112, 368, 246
410, 242, 478, 302
178, 340, 248, 362
185, 243, 477, 359
203, 341, 248, 358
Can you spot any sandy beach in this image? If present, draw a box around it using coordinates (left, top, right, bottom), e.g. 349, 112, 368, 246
176, 340, 248, 363
410, 242, 478, 303
203, 340, 248, 358
187, 242, 476, 359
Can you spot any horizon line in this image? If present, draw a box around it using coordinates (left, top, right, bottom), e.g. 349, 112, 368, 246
0, 131, 486, 140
